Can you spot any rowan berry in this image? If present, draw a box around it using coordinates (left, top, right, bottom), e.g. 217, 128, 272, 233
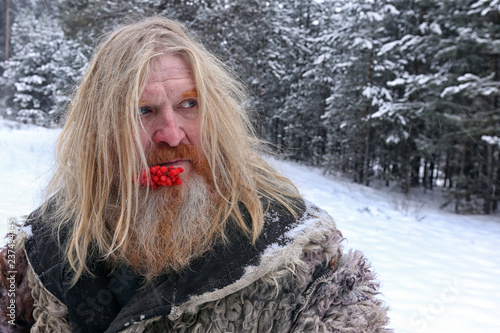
138, 165, 184, 189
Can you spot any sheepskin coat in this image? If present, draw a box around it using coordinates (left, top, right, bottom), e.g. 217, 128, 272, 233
2, 200, 391, 333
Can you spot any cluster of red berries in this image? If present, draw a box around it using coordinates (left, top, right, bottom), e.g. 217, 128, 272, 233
138, 165, 184, 190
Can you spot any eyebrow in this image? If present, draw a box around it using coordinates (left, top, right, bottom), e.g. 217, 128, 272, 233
181, 89, 198, 98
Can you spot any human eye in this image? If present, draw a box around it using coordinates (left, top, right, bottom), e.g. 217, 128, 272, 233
139, 106, 152, 115
180, 100, 197, 109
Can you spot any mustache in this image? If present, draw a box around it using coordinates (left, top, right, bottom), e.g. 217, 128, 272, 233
145, 143, 213, 185
146, 143, 201, 166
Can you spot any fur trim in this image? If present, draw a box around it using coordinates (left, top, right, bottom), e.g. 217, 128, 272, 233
291, 249, 391, 332
135, 217, 391, 333
9, 201, 391, 333
1, 229, 71, 333
167, 202, 340, 320
0, 233, 34, 333
27, 262, 72, 333
117, 316, 162, 333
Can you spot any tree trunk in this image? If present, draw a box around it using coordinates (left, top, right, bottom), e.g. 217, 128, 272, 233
484, 143, 493, 214
362, 43, 374, 186
423, 160, 428, 191
444, 150, 451, 188
455, 141, 467, 213
5, 0, 9, 61
363, 124, 370, 186
429, 160, 435, 191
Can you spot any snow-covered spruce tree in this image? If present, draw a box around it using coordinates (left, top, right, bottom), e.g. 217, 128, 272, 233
189, 0, 304, 146
437, 0, 500, 213
0, 9, 89, 126
276, 0, 333, 165
371, 0, 448, 192
373, 0, 499, 213
320, 0, 394, 185
55, 0, 185, 46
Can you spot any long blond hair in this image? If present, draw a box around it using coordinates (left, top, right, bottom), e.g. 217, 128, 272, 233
44, 16, 301, 285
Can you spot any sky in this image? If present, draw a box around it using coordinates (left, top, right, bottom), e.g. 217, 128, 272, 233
1, 118, 499, 332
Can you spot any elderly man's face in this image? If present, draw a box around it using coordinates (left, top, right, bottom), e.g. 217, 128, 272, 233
138, 54, 202, 181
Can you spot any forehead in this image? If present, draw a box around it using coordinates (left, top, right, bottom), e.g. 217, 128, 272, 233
147, 54, 194, 84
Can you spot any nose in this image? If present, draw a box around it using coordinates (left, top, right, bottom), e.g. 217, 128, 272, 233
151, 107, 186, 147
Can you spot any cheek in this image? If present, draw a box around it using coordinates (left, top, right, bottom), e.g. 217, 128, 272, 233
185, 122, 203, 151
138, 124, 153, 151
139, 132, 150, 151
190, 134, 203, 154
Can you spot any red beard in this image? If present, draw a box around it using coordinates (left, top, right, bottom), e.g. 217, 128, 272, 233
112, 143, 218, 280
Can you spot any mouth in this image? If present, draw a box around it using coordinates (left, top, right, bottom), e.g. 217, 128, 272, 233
156, 159, 189, 168
138, 165, 185, 189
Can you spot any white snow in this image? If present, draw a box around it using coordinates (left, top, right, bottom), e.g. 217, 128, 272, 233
269, 158, 500, 333
0, 119, 58, 229
387, 77, 406, 87
1, 118, 499, 332
482, 135, 500, 147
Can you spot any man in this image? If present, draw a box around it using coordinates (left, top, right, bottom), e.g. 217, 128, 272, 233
1, 17, 391, 332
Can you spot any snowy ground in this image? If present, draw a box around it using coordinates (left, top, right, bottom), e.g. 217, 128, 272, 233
1, 118, 499, 332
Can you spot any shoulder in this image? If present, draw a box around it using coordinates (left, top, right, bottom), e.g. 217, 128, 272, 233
257, 198, 343, 266
22, 201, 68, 303
172, 199, 344, 315
247, 199, 391, 332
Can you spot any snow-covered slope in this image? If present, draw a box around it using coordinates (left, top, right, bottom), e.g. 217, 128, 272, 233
0, 119, 58, 228
270, 157, 500, 333
1, 119, 499, 332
